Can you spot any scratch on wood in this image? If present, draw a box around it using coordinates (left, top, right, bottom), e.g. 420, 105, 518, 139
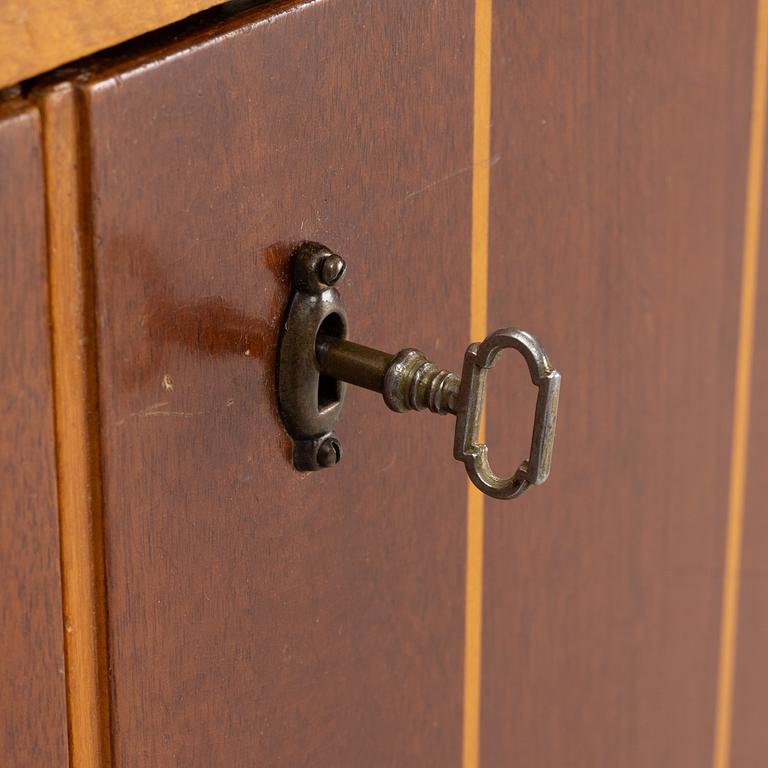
405, 154, 501, 201
115, 401, 201, 426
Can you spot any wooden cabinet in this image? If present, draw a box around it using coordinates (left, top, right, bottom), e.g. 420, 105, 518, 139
2, 1, 768, 766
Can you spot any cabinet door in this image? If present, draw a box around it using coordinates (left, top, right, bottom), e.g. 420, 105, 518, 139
46, 3, 473, 766
0, 100, 69, 765
41, 0, 768, 766
482, 3, 767, 767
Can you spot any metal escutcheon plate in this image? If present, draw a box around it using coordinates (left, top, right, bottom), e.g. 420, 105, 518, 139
277, 243, 348, 470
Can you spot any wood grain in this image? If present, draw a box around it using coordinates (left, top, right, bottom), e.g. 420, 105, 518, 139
71, 1, 473, 764
730, 98, 768, 768
0, 0, 222, 90
0, 99, 69, 766
36, 83, 113, 768
481, 1, 756, 766
714, 1, 768, 764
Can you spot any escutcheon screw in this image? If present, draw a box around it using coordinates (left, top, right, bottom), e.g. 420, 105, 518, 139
316, 436, 342, 467
319, 253, 346, 286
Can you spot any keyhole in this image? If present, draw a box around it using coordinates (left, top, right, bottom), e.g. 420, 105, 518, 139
317, 313, 344, 411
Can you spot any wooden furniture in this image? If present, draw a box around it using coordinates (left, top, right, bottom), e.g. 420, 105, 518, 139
1, 1, 767, 766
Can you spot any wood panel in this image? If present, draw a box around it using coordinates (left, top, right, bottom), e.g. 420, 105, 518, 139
731, 140, 768, 768
481, 2, 755, 766
68, 1, 473, 764
0, 99, 69, 765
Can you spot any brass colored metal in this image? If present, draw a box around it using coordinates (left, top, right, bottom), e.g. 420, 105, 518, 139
315, 339, 461, 414
277, 243, 561, 499
315, 336, 394, 393
381, 349, 460, 415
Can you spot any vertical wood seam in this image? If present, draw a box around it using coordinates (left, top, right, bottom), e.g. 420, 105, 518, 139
36, 81, 112, 768
463, 2, 492, 767
712, 1, 768, 766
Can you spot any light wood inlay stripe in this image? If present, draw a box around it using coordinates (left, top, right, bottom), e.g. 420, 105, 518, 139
38, 83, 112, 768
713, 1, 768, 766
463, 2, 492, 767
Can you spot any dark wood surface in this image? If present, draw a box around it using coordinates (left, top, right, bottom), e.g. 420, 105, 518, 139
75, 2, 473, 765
732, 153, 768, 768
483, 2, 756, 766
0, 100, 69, 765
